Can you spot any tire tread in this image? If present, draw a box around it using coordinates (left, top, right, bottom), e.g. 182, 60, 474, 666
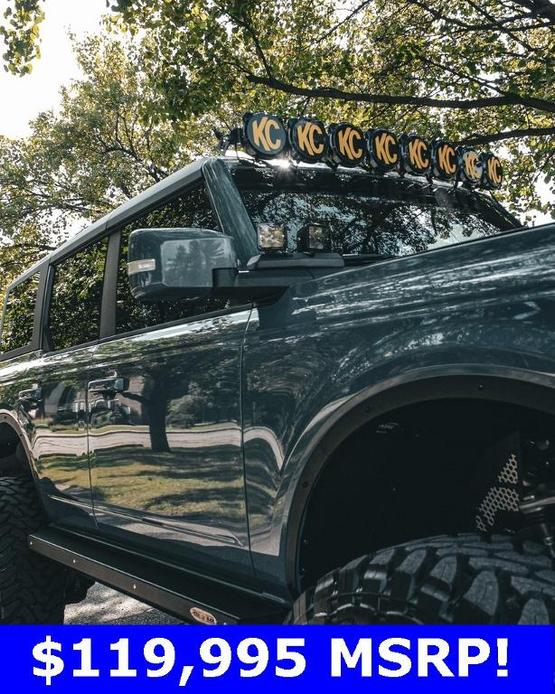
290, 533, 555, 624
0, 477, 66, 624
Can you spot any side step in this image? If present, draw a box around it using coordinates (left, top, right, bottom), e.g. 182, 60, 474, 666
28, 528, 287, 625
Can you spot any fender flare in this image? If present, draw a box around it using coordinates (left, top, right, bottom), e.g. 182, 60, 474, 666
284, 370, 555, 593
0, 409, 38, 480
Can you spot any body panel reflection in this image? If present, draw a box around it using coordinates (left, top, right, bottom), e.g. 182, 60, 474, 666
88, 309, 254, 583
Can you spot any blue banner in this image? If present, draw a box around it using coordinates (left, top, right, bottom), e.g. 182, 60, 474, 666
2, 626, 553, 692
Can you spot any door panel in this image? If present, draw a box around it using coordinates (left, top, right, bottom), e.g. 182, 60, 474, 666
88, 309, 254, 582
31, 234, 109, 529
30, 346, 96, 529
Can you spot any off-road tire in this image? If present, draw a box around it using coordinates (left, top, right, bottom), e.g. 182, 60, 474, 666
289, 533, 555, 624
0, 477, 68, 623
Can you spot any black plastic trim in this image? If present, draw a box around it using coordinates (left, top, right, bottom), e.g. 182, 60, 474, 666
29, 527, 286, 624
33, 264, 49, 352
100, 231, 120, 339
0, 343, 36, 362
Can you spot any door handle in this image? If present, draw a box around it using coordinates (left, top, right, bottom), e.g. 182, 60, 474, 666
87, 375, 128, 396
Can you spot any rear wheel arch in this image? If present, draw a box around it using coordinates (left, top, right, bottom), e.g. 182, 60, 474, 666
284, 373, 555, 595
0, 411, 37, 480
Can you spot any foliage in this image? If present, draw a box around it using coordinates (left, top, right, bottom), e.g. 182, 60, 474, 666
0, 271, 38, 352
48, 236, 108, 351
108, 0, 554, 218
0, 34, 207, 291
0, 0, 553, 299
0, 0, 44, 75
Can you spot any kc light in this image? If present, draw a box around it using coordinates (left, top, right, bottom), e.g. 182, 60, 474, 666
458, 147, 483, 186
297, 223, 330, 252
257, 223, 287, 251
230, 111, 504, 190
288, 117, 327, 163
366, 128, 399, 172
328, 122, 365, 167
431, 140, 457, 180
481, 152, 503, 189
244, 112, 287, 159
401, 134, 431, 176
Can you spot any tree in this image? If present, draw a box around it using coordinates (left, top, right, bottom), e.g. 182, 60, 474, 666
1, 0, 552, 297
109, 0, 554, 218
0, 0, 44, 75
0, 33, 212, 290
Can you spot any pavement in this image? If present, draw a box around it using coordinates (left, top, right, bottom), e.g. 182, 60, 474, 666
65, 583, 182, 624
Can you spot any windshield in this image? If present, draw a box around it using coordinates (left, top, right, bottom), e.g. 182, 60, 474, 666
231, 165, 519, 261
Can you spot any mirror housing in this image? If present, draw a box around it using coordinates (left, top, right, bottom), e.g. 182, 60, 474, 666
128, 227, 238, 302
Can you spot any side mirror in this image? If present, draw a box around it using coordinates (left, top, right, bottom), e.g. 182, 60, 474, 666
127, 228, 238, 301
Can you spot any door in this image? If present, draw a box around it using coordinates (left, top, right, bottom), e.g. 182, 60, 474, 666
87, 183, 255, 583
32, 237, 108, 530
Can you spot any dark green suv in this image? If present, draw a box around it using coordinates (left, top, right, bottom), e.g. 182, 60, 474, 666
1, 154, 554, 625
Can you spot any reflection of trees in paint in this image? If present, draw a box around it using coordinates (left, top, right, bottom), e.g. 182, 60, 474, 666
89, 310, 247, 524
97, 315, 238, 454
107, 185, 244, 453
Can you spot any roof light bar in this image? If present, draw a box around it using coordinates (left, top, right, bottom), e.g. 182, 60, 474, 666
230, 112, 503, 189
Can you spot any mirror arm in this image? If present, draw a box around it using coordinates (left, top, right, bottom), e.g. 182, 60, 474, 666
213, 268, 293, 302
213, 251, 345, 301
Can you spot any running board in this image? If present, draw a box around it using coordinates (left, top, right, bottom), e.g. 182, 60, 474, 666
28, 528, 286, 625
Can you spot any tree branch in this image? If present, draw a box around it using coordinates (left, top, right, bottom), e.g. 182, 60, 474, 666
246, 74, 555, 113
1, 242, 57, 251
224, 9, 274, 78
461, 0, 536, 51
511, 0, 555, 23
312, 1, 374, 45
461, 125, 555, 145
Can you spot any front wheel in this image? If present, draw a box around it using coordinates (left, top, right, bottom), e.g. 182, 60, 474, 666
288, 534, 555, 624
0, 477, 69, 623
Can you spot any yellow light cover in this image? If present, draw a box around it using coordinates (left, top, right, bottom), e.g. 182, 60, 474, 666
432, 140, 457, 180
244, 113, 287, 159
459, 148, 483, 185
366, 129, 399, 171
329, 123, 365, 167
482, 152, 503, 189
289, 117, 327, 163
235, 112, 504, 189
403, 134, 431, 176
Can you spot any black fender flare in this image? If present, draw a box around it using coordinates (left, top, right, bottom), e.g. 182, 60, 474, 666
284, 372, 555, 593
0, 409, 38, 481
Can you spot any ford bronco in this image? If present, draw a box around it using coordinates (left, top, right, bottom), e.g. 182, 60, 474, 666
0, 114, 554, 624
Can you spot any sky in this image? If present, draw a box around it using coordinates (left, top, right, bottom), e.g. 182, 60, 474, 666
0, 0, 106, 138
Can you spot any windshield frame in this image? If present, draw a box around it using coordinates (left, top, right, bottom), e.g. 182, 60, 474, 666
228, 159, 522, 262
